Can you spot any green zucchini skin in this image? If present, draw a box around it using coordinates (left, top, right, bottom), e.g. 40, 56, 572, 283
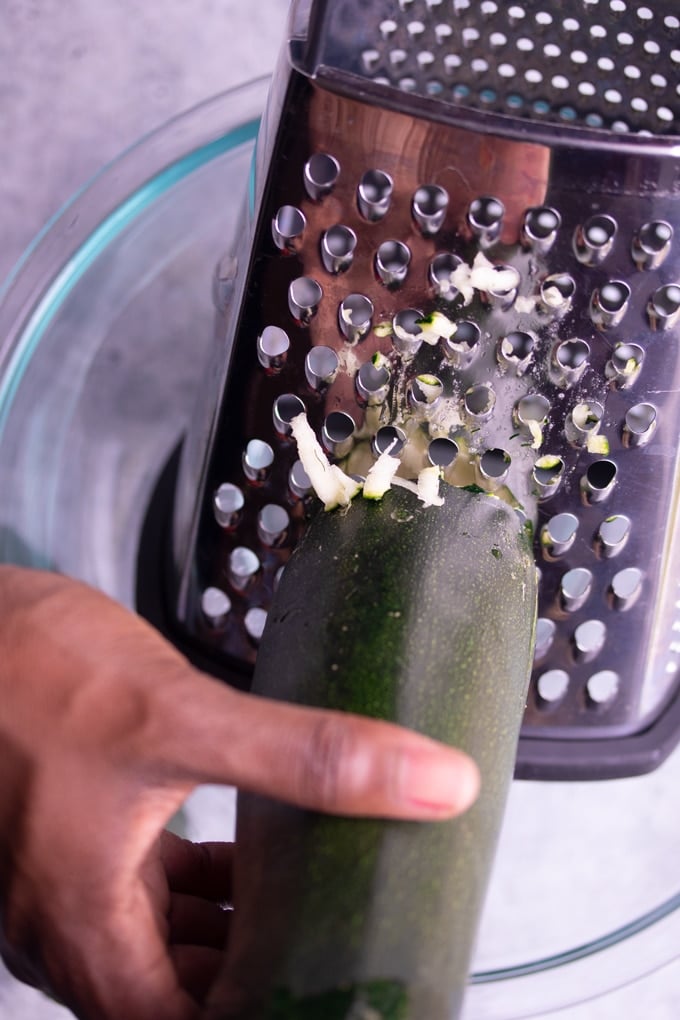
217, 484, 537, 1020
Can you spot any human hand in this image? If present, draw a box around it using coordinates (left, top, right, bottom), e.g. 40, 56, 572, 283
0, 566, 479, 1019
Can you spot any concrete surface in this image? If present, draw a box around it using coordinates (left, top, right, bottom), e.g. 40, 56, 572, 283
1, 3, 679, 1018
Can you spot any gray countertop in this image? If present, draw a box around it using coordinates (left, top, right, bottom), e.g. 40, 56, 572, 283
1, 3, 679, 1018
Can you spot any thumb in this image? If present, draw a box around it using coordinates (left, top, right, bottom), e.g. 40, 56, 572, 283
145, 672, 480, 820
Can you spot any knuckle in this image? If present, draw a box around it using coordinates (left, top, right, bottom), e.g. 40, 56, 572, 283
297, 715, 359, 811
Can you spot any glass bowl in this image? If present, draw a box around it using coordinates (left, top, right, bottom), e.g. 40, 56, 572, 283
0, 76, 678, 1019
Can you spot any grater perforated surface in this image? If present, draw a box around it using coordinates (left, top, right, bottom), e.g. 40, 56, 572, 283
312, 0, 680, 135
173, 2, 680, 777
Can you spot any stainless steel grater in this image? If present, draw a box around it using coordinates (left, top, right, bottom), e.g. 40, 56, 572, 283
167, 0, 680, 780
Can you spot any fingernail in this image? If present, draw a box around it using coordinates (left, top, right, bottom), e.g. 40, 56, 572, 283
399, 748, 480, 819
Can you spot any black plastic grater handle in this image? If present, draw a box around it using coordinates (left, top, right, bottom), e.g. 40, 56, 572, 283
169, 0, 680, 780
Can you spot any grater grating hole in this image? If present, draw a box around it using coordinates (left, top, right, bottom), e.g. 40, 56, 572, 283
201, 587, 232, 628
587, 670, 620, 707
288, 277, 323, 324
242, 440, 274, 483
534, 618, 557, 660
573, 620, 607, 663
272, 205, 305, 252
498, 330, 535, 374
430, 252, 464, 300
560, 567, 593, 611
541, 513, 579, 559
303, 153, 340, 202
537, 669, 569, 705
273, 394, 306, 437
339, 293, 374, 342
483, 263, 521, 301
214, 483, 244, 529
515, 393, 550, 431
244, 608, 268, 645
428, 436, 458, 468
533, 455, 565, 498
357, 169, 393, 221
362, 49, 381, 73
444, 53, 463, 73
596, 515, 632, 558
551, 338, 590, 387
229, 547, 261, 592
305, 346, 339, 390
257, 504, 290, 548
443, 319, 481, 366
523, 205, 561, 245
374, 425, 407, 456
464, 383, 496, 421
289, 460, 312, 500
610, 567, 644, 610
478, 448, 511, 488
321, 225, 357, 275
413, 184, 449, 236
540, 273, 575, 314
606, 343, 644, 387
623, 402, 657, 446
591, 280, 631, 328
462, 27, 481, 47
322, 411, 356, 458
574, 214, 617, 264
565, 400, 604, 445
648, 284, 680, 329
409, 374, 444, 411
357, 359, 392, 405
581, 460, 618, 504
376, 239, 412, 286
257, 326, 290, 373
417, 51, 436, 70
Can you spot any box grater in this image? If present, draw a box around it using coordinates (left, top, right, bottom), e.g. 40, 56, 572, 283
168, 0, 680, 780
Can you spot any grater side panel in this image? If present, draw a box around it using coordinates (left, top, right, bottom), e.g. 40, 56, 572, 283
171, 72, 680, 777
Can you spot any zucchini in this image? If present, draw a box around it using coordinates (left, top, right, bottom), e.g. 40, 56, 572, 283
218, 483, 537, 1019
